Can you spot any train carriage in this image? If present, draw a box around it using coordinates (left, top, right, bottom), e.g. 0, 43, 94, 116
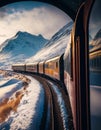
26, 62, 38, 73
12, 64, 26, 72
39, 61, 45, 74
44, 54, 64, 82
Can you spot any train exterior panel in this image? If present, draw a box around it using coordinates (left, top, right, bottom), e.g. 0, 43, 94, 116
63, 40, 77, 127
39, 61, 45, 74
26, 63, 38, 73
12, 64, 26, 72
44, 55, 64, 81
45, 56, 60, 80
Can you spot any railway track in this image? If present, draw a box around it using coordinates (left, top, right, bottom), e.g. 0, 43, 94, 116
31, 74, 74, 130
33, 75, 54, 130
1, 70, 73, 130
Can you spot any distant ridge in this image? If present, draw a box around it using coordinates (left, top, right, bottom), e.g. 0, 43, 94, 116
0, 31, 48, 69
0, 31, 48, 55
90, 28, 101, 52
26, 21, 73, 63
0, 21, 73, 69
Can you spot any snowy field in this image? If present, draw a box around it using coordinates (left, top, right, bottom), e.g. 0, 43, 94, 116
0, 70, 70, 130
49, 82, 70, 130
0, 72, 44, 130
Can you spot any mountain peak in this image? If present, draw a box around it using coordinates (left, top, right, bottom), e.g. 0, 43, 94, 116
16, 31, 32, 37
94, 28, 101, 40
15, 31, 46, 40
38, 34, 43, 38
16, 31, 23, 35
0, 31, 48, 55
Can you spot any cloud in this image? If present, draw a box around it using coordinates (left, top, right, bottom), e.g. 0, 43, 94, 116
0, 34, 7, 37
0, 7, 8, 18
0, 3, 71, 44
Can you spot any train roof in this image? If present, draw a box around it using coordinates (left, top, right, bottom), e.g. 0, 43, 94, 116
39, 61, 45, 64
45, 55, 62, 63
12, 63, 25, 66
89, 50, 101, 57
89, 44, 101, 54
26, 62, 38, 66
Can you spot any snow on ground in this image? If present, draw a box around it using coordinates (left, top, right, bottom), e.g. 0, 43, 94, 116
49, 82, 69, 130
0, 75, 4, 80
0, 74, 44, 130
0, 78, 22, 102
90, 85, 101, 116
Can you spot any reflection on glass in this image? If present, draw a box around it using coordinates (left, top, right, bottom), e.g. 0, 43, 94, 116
89, 0, 101, 129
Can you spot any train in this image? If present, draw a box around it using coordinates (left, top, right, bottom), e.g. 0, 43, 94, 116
12, 54, 64, 83
11, 40, 83, 130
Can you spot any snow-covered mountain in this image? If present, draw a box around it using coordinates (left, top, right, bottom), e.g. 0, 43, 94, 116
89, 35, 93, 49
0, 31, 48, 69
94, 29, 101, 41
89, 29, 101, 52
0, 21, 73, 69
26, 21, 73, 63
0, 31, 48, 55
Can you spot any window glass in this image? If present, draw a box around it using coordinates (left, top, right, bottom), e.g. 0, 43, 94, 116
64, 43, 71, 75
89, 0, 101, 129
56, 62, 58, 68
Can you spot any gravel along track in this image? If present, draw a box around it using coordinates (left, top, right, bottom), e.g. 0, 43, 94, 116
33, 75, 74, 130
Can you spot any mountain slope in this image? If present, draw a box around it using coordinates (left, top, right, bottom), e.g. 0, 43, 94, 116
90, 29, 101, 51
26, 21, 73, 63
0, 31, 48, 69
0, 31, 48, 56
0, 21, 73, 69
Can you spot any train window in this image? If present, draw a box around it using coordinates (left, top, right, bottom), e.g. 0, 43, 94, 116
89, 0, 101, 129
49, 62, 54, 69
64, 43, 71, 76
56, 62, 58, 68
45, 64, 48, 68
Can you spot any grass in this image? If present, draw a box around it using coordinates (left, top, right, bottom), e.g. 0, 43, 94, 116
0, 90, 24, 123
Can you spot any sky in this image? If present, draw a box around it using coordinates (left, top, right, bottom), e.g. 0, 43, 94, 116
0, 1, 71, 45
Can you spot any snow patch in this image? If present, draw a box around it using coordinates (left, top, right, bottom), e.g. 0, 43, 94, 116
0, 76, 44, 130
49, 82, 69, 130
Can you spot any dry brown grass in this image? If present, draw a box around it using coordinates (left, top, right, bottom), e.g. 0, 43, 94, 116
0, 70, 30, 123
0, 85, 29, 123
0, 90, 24, 123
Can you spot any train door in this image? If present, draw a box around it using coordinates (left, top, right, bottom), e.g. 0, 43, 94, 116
88, 0, 101, 129
71, 0, 95, 129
